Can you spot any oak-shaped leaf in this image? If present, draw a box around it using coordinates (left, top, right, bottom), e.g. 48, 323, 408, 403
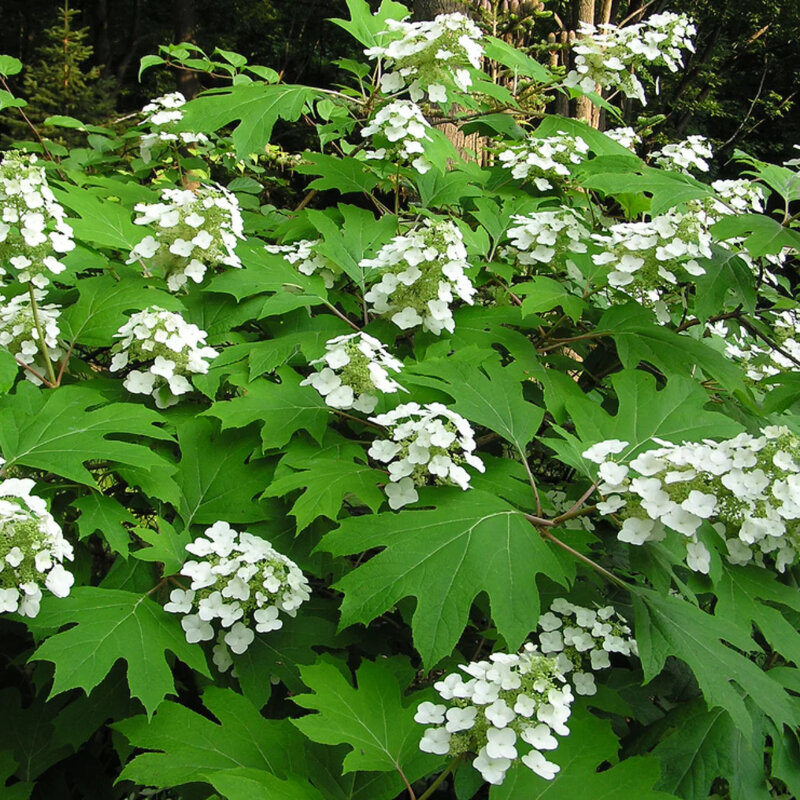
491, 708, 676, 799
292, 656, 438, 782
0, 383, 175, 487
206, 366, 329, 451
32, 587, 210, 716
115, 686, 307, 788
632, 588, 796, 740
319, 489, 569, 667
264, 457, 385, 531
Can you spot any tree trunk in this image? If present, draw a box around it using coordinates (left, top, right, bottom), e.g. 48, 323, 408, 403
574, 0, 595, 124
173, 0, 200, 98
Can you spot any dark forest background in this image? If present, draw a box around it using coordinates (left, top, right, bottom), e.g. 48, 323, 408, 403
0, 0, 798, 163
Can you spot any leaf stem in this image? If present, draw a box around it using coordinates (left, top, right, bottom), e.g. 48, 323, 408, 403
417, 755, 464, 800
538, 526, 628, 588
517, 445, 542, 516
27, 284, 58, 387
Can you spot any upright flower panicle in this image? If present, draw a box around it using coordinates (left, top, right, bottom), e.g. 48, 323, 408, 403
362, 219, 475, 334
415, 643, 573, 785
0, 290, 62, 384
138, 92, 209, 163
361, 100, 434, 174
366, 12, 483, 103
498, 132, 590, 190
301, 332, 405, 413
128, 185, 244, 291
369, 401, 485, 508
565, 12, 696, 104
585, 426, 800, 573
164, 521, 311, 669
110, 306, 218, 408
650, 135, 713, 174
0, 151, 75, 287
264, 239, 336, 288
536, 599, 637, 696
0, 476, 74, 618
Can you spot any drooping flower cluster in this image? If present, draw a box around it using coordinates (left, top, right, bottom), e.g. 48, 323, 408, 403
565, 12, 696, 104
264, 239, 336, 288
591, 208, 711, 319
139, 92, 209, 163
366, 13, 483, 103
0, 476, 74, 618
164, 521, 311, 667
110, 307, 218, 407
301, 332, 404, 413
498, 133, 590, 190
536, 599, 637, 696
369, 402, 485, 508
584, 427, 800, 573
0, 290, 63, 384
650, 134, 713, 174
604, 126, 642, 151
504, 208, 590, 270
362, 219, 475, 334
361, 100, 433, 174
0, 151, 75, 287
708, 310, 800, 383
415, 643, 573, 785
128, 185, 244, 291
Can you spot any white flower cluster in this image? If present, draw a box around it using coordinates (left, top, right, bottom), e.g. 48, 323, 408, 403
366, 13, 483, 103
110, 306, 218, 408
362, 100, 433, 174
362, 219, 475, 334
710, 179, 765, 214
264, 239, 336, 288
498, 132, 590, 190
301, 332, 404, 413
591, 208, 711, 305
0, 151, 75, 287
708, 310, 800, 383
139, 92, 209, 163
415, 643, 573, 785
165, 521, 311, 668
604, 126, 641, 151
369, 402, 485, 508
651, 134, 713, 174
504, 208, 590, 269
565, 12, 696, 104
537, 598, 637, 696
128, 185, 244, 291
0, 290, 62, 384
0, 476, 74, 618
584, 427, 800, 573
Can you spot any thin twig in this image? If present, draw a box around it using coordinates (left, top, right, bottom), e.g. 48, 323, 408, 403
518, 446, 542, 517
539, 527, 628, 588
553, 483, 597, 523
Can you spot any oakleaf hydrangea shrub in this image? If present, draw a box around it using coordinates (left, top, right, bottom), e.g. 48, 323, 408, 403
585, 427, 800, 572
0, 151, 75, 287
110, 306, 218, 407
301, 332, 404, 412
369, 402, 485, 508
164, 520, 311, 665
0, 476, 74, 617
264, 238, 337, 287
565, 12, 696, 104
498, 132, 590, 190
536, 599, 638, 696
362, 219, 475, 333
128, 185, 244, 291
365, 12, 483, 103
415, 643, 573, 784
0, 290, 62, 384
